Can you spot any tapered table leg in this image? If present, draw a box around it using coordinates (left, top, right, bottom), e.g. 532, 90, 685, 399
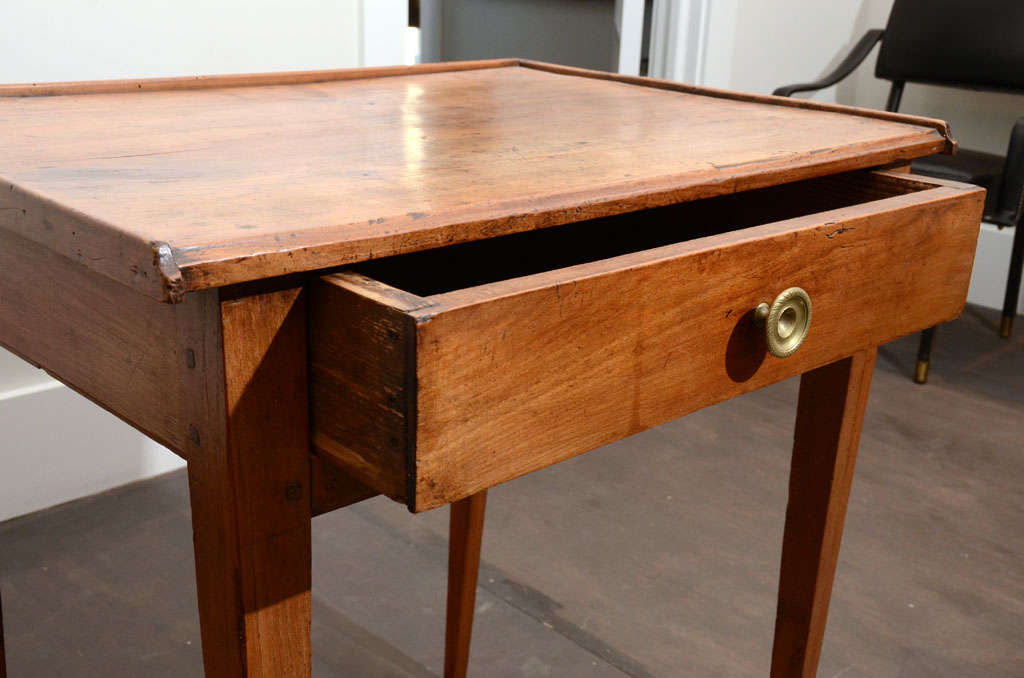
445, 490, 488, 678
181, 287, 313, 677
771, 349, 877, 677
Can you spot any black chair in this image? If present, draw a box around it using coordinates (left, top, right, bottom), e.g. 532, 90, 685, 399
774, 0, 1024, 384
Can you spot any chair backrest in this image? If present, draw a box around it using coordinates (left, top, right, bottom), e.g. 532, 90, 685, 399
876, 0, 1024, 93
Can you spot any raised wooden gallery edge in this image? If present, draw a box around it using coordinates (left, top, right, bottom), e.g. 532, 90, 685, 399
0, 60, 952, 302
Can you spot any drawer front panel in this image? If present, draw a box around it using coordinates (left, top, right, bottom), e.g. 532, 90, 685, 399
312, 175, 983, 511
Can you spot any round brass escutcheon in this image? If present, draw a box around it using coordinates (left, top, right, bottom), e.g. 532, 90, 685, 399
753, 287, 812, 358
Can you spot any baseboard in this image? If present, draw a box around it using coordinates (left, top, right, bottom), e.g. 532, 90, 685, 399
0, 376, 184, 523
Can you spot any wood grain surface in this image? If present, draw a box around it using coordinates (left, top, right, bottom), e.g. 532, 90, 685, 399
311, 172, 983, 510
309, 274, 424, 502
0, 61, 952, 301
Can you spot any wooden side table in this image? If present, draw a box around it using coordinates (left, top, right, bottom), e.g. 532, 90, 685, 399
0, 60, 983, 676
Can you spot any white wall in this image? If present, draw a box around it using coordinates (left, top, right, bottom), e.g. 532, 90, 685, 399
703, 0, 862, 104
697, 0, 1023, 315
0, 0, 410, 83
0, 378, 183, 522
0, 0, 406, 521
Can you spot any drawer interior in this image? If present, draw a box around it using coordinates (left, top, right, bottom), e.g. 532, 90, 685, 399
352, 170, 937, 297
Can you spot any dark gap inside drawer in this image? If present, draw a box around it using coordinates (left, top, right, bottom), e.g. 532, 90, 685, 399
353, 170, 929, 296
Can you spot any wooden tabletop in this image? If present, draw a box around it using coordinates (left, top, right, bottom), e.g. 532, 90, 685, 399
0, 59, 953, 302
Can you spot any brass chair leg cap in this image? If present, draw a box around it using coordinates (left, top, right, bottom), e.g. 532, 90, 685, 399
1000, 315, 1013, 339
913, 359, 930, 384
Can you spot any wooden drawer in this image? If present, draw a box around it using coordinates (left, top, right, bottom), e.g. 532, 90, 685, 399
310, 170, 983, 512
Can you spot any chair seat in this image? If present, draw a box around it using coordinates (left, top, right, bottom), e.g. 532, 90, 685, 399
911, 148, 1004, 185
912, 149, 1004, 217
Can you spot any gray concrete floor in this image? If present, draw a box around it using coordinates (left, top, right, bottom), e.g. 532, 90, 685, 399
1, 305, 1022, 677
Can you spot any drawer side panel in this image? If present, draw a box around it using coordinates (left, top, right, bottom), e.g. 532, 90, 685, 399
309, 277, 417, 502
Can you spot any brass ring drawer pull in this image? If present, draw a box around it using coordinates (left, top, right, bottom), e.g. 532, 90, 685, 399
754, 287, 812, 358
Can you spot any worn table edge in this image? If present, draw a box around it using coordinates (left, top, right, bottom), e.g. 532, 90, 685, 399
0, 176, 183, 302
165, 135, 948, 293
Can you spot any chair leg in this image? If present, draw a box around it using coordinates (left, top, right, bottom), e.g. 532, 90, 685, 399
914, 326, 937, 384
1001, 225, 1024, 338
445, 490, 488, 678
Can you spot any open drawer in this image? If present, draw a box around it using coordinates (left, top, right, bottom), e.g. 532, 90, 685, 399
309, 170, 983, 512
